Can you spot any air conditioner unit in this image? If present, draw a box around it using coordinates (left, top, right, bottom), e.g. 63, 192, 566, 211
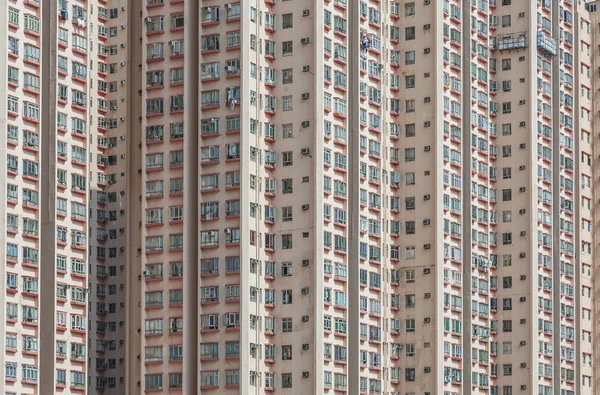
302, 372, 310, 378
120, 302, 125, 307
519, 143, 526, 149
519, 209, 526, 214
520, 296, 526, 302
301, 287, 309, 295
226, 4, 232, 9
519, 187, 526, 193
424, 244, 431, 250
424, 146, 431, 152
518, 12, 525, 17
120, 247, 125, 252
301, 315, 309, 322
424, 293, 431, 298
424, 0, 430, 5
301, 148, 311, 155
424, 97, 431, 103
120, 154, 126, 159
423, 219, 431, 225
302, 259, 310, 266
424, 317, 430, 323
519, 165, 526, 170
424, 194, 431, 200
121, 24, 126, 29
120, 117, 126, 121
519, 121, 526, 127
424, 268, 431, 274
519, 100, 525, 105
119, 228, 125, 233
424, 121, 431, 127
520, 341, 526, 346
424, 24, 431, 30
520, 230, 526, 236
120, 339, 125, 345
520, 275, 526, 280
302, 344, 309, 350
301, 121, 310, 127
520, 363, 527, 368
424, 367, 431, 373
303, 65, 310, 72
145, 17, 152, 23
301, 37, 310, 44
121, 43, 126, 48
519, 253, 526, 258
301, 93, 310, 100
302, 204, 310, 211
520, 318, 526, 324
521, 385, 527, 390
424, 48, 430, 54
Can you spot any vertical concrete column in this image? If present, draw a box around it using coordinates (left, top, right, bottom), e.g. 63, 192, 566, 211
39, 0, 59, 387
183, 0, 200, 391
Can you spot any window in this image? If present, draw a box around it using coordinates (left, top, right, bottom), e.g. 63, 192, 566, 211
282, 95, 293, 111
146, 98, 164, 115
146, 43, 164, 60
282, 345, 292, 360
170, 234, 183, 250
282, 41, 293, 56
282, 178, 293, 194
169, 345, 183, 361
226, 31, 240, 48
145, 374, 163, 390
23, 102, 40, 121
171, 13, 184, 29
282, 13, 293, 28
201, 90, 219, 107
23, 365, 38, 382
281, 234, 293, 250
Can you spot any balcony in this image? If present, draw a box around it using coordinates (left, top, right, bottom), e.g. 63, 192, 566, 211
496, 32, 527, 51
537, 31, 557, 56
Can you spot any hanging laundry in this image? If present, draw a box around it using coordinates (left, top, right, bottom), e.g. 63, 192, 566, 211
361, 32, 370, 52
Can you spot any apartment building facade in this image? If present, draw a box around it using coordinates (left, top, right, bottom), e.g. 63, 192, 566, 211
1, 0, 139, 392
2, 0, 600, 394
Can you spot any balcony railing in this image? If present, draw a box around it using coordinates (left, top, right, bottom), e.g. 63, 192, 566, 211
496, 32, 527, 51
537, 31, 557, 56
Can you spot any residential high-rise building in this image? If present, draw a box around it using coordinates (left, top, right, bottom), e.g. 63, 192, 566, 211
2, 0, 600, 394
1, 0, 139, 393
